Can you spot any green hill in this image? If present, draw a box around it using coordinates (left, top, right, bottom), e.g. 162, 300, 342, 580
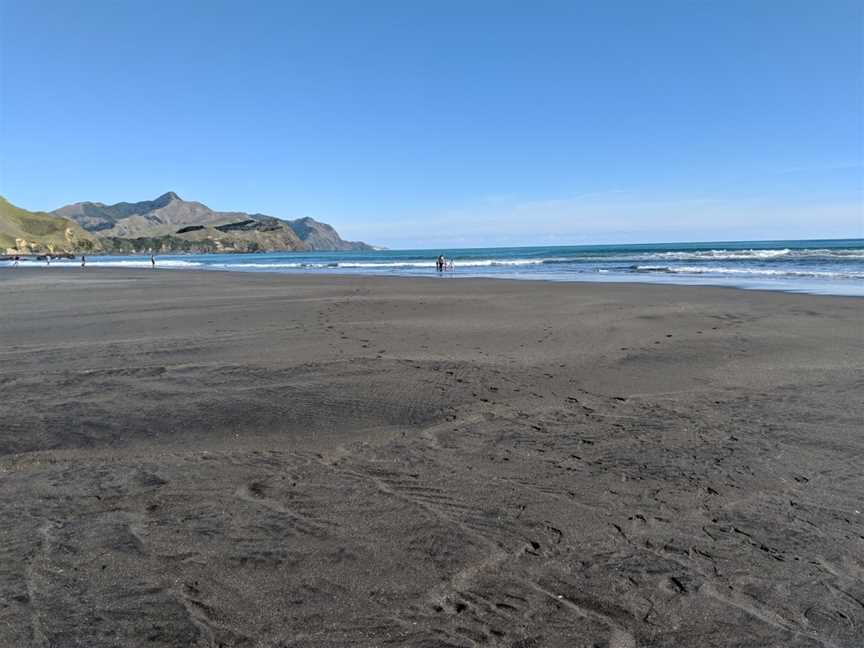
0, 196, 101, 254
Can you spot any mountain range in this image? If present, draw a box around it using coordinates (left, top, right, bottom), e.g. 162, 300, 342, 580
2, 192, 371, 255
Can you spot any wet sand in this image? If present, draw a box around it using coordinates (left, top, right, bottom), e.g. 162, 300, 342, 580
1, 268, 862, 647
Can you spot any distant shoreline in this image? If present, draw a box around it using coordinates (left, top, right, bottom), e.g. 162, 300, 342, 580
3, 264, 862, 299
5, 238, 863, 297
5, 236, 861, 256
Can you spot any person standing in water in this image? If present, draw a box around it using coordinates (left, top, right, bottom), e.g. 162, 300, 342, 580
150, 254, 156, 269
81, 255, 86, 269
437, 255, 445, 273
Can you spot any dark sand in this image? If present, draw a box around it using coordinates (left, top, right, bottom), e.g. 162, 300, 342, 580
1, 269, 862, 648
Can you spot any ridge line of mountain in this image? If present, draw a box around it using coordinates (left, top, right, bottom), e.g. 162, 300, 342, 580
2, 193, 373, 255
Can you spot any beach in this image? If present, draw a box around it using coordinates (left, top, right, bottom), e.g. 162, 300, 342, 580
1, 268, 862, 647
7, 238, 863, 297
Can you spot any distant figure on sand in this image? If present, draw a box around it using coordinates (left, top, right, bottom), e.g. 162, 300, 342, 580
46, 255, 51, 266
151, 254, 156, 269
81, 255, 86, 269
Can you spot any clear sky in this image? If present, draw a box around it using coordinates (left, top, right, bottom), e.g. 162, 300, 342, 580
1, 1, 861, 248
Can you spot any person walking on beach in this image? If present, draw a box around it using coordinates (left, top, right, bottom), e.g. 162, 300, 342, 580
150, 254, 156, 269
81, 255, 86, 269
437, 254, 445, 273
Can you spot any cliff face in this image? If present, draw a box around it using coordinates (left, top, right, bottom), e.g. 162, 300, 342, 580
99, 223, 305, 254
53, 192, 373, 253
1, 197, 102, 255
286, 217, 370, 251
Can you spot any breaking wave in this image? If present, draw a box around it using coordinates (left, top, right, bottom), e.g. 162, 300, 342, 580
4, 239, 862, 296
626, 248, 864, 261
631, 265, 864, 279
217, 259, 551, 269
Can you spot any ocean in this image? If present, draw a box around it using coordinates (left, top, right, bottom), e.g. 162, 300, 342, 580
7, 239, 864, 297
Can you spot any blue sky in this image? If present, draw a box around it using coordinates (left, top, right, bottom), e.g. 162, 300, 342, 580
1, 1, 861, 248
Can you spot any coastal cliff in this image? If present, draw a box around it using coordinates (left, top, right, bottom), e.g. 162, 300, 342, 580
0, 196, 102, 255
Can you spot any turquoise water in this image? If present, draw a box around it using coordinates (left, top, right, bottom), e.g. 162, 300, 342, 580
8, 239, 864, 296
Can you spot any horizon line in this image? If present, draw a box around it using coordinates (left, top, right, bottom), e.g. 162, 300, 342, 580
380, 236, 863, 252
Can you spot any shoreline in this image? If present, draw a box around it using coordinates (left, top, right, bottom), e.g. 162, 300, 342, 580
3, 264, 863, 299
